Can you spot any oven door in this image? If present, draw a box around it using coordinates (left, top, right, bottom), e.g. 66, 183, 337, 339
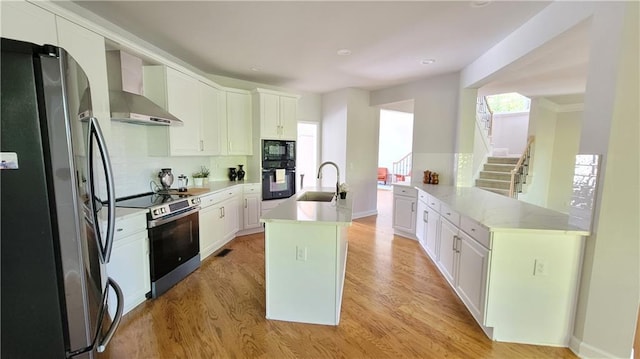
262, 169, 296, 200
147, 207, 200, 282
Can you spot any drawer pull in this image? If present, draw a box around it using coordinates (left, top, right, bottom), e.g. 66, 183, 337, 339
471, 228, 476, 232
446, 212, 451, 216
116, 228, 123, 232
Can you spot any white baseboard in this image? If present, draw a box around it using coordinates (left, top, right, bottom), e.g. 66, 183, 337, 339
236, 226, 264, 237
570, 335, 621, 358
352, 209, 378, 219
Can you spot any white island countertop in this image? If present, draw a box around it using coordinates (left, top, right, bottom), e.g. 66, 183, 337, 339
261, 188, 353, 226
413, 183, 590, 235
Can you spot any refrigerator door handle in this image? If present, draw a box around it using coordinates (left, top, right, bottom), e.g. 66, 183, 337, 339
97, 278, 124, 353
87, 117, 116, 263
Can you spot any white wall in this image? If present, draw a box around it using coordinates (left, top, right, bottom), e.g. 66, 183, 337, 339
547, 110, 582, 213
345, 89, 379, 217
518, 99, 557, 208
570, 3, 639, 358
320, 90, 348, 189
370, 73, 461, 185
321, 89, 379, 218
491, 112, 529, 156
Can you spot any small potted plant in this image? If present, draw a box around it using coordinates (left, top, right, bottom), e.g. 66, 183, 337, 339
192, 166, 210, 187
339, 183, 349, 199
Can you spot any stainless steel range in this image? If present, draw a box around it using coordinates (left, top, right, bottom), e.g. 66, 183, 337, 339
116, 192, 201, 298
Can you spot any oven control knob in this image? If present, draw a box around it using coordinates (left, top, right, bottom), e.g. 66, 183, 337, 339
161, 208, 166, 214
153, 209, 159, 216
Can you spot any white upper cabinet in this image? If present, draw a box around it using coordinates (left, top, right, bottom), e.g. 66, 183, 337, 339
200, 81, 226, 156
1, 0, 58, 46
226, 88, 252, 155
144, 65, 221, 156
253, 88, 299, 140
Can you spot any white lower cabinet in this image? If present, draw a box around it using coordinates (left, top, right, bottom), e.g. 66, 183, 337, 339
392, 185, 417, 237
199, 188, 240, 259
106, 211, 150, 318
243, 187, 261, 230
424, 206, 440, 260
416, 191, 440, 261
437, 217, 459, 286
456, 230, 489, 323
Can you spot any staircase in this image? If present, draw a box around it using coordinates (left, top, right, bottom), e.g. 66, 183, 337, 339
475, 157, 520, 196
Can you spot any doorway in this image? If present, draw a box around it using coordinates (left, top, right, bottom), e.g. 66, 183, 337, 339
377, 106, 414, 224
377, 109, 414, 189
297, 122, 319, 191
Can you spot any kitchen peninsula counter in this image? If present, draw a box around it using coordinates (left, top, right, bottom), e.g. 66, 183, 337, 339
260, 188, 353, 326
413, 183, 589, 234
401, 182, 589, 346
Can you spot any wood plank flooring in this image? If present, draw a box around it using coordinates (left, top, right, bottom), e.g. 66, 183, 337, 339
103, 189, 576, 358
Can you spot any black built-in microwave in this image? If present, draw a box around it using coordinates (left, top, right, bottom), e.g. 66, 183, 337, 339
262, 140, 295, 169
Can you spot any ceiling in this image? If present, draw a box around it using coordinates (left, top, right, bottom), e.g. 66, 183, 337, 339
67, 0, 590, 96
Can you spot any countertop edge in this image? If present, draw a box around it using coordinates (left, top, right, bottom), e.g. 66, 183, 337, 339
408, 183, 590, 235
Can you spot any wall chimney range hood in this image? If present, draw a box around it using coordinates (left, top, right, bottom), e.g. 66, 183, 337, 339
104, 50, 182, 126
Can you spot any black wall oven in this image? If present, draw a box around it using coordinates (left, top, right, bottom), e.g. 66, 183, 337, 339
262, 168, 296, 200
262, 140, 296, 200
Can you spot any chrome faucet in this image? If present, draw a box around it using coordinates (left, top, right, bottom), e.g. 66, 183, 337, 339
317, 161, 340, 199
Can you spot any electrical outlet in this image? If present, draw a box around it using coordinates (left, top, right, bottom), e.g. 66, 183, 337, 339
534, 259, 548, 276
296, 246, 307, 261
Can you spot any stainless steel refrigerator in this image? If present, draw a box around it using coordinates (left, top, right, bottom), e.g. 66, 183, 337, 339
1, 38, 123, 358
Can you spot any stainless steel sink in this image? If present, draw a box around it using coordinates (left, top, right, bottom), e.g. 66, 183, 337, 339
297, 191, 335, 202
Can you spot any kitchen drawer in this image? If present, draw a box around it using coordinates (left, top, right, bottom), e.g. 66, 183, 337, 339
200, 186, 241, 208
460, 216, 491, 249
417, 189, 429, 204
111, 212, 147, 242
439, 203, 460, 226
393, 185, 417, 197
243, 183, 261, 194
425, 193, 440, 212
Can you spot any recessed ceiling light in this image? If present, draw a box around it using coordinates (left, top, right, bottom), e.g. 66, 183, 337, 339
250, 67, 260, 72
470, 1, 491, 8
337, 49, 352, 56
421, 59, 436, 65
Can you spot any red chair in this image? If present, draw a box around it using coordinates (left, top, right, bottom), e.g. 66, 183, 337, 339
377, 167, 389, 184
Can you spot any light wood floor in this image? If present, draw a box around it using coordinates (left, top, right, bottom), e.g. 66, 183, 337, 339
103, 189, 576, 358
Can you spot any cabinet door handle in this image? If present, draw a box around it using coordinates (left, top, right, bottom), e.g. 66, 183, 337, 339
423, 211, 428, 223
453, 235, 461, 253
200, 140, 204, 151
452, 235, 457, 251
219, 207, 224, 218
411, 203, 415, 212
245, 198, 248, 208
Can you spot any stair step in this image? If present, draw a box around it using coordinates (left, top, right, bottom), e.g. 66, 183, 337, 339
487, 156, 520, 165
478, 187, 510, 197
483, 163, 515, 173
479, 171, 512, 181
475, 178, 511, 190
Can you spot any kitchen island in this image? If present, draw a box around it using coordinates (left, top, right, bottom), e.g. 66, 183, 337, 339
260, 188, 353, 325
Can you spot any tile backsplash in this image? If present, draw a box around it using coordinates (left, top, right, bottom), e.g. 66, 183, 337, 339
569, 154, 601, 231
108, 122, 246, 197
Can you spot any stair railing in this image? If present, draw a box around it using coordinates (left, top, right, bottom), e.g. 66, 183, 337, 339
476, 96, 493, 138
392, 152, 412, 183
509, 136, 535, 198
